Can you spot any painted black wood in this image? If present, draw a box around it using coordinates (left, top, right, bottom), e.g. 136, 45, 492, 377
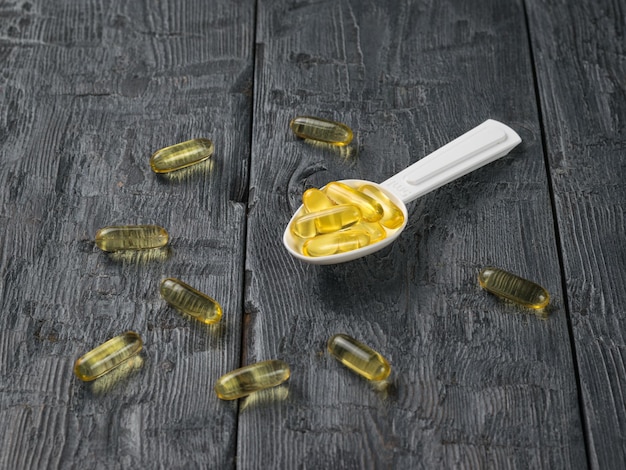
1, 0, 623, 467
242, 0, 585, 467
526, 0, 626, 468
0, 0, 254, 468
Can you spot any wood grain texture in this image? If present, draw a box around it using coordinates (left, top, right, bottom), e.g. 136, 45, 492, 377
526, 0, 626, 467
243, 0, 585, 467
3, 0, 623, 467
0, 0, 254, 468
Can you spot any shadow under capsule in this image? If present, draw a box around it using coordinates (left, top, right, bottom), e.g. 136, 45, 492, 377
89, 354, 145, 395
107, 245, 172, 263
521, 303, 552, 320
194, 316, 228, 338
171, 312, 230, 347
370, 375, 396, 399
485, 296, 554, 321
301, 139, 358, 160
239, 385, 290, 412
155, 158, 215, 182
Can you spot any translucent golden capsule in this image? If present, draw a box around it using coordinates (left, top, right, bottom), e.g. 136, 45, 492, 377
150, 138, 214, 173
302, 228, 370, 257
302, 188, 333, 213
289, 116, 353, 146
478, 267, 550, 309
358, 184, 405, 229
354, 221, 386, 244
324, 182, 384, 222
327, 334, 391, 381
291, 204, 362, 239
214, 360, 291, 400
74, 331, 143, 382
160, 278, 222, 325
95, 225, 169, 252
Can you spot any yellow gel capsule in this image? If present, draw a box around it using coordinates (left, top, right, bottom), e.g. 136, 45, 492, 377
160, 278, 222, 325
324, 182, 384, 223
150, 138, 214, 173
355, 221, 386, 243
291, 204, 361, 239
214, 360, 291, 400
74, 331, 143, 381
302, 228, 370, 257
95, 225, 169, 252
358, 184, 405, 229
289, 116, 353, 146
478, 267, 550, 309
302, 188, 333, 213
327, 334, 391, 381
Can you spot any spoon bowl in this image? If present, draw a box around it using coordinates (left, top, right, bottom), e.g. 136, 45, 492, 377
284, 119, 522, 265
283, 179, 408, 265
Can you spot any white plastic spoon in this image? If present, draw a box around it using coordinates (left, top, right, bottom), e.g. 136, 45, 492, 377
283, 119, 522, 265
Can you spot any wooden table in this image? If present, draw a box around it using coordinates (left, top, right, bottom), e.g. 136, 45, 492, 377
1, 0, 624, 468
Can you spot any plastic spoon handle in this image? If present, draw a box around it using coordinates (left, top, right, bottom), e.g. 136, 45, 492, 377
380, 119, 521, 204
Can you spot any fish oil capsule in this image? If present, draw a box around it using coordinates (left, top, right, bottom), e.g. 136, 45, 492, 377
478, 267, 550, 309
302, 228, 370, 257
150, 138, 214, 173
74, 331, 143, 381
291, 204, 362, 239
160, 278, 222, 325
302, 188, 334, 213
289, 116, 353, 146
95, 225, 169, 252
327, 334, 391, 381
324, 182, 384, 223
214, 360, 291, 400
358, 184, 405, 229
355, 221, 387, 244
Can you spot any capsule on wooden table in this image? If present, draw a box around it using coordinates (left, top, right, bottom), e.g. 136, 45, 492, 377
150, 138, 214, 173
327, 334, 391, 381
95, 225, 169, 252
74, 331, 143, 381
478, 266, 550, 309
358, 184, 405, 229
214, 360, 291, 400
302, 188, 334, 213
160, 278, 222, 325
291, 204, 362, 239
302, 228, 370, 257
289, 116, 353, 146
324, 182, 384, 223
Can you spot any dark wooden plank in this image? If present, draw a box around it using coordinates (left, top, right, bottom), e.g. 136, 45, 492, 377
0, 0, 253, 467
526, 0, 626, 467
244, 0, 585, 467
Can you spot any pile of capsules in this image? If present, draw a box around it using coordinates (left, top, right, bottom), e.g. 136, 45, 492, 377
74, 116, 550, 400
290, 183, 404, 257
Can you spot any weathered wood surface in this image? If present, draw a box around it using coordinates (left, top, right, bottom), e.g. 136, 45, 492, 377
527, 0, 626, 468
244, 0, 584, 468
0, 0, 624, 468
0, 0, 254, 468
